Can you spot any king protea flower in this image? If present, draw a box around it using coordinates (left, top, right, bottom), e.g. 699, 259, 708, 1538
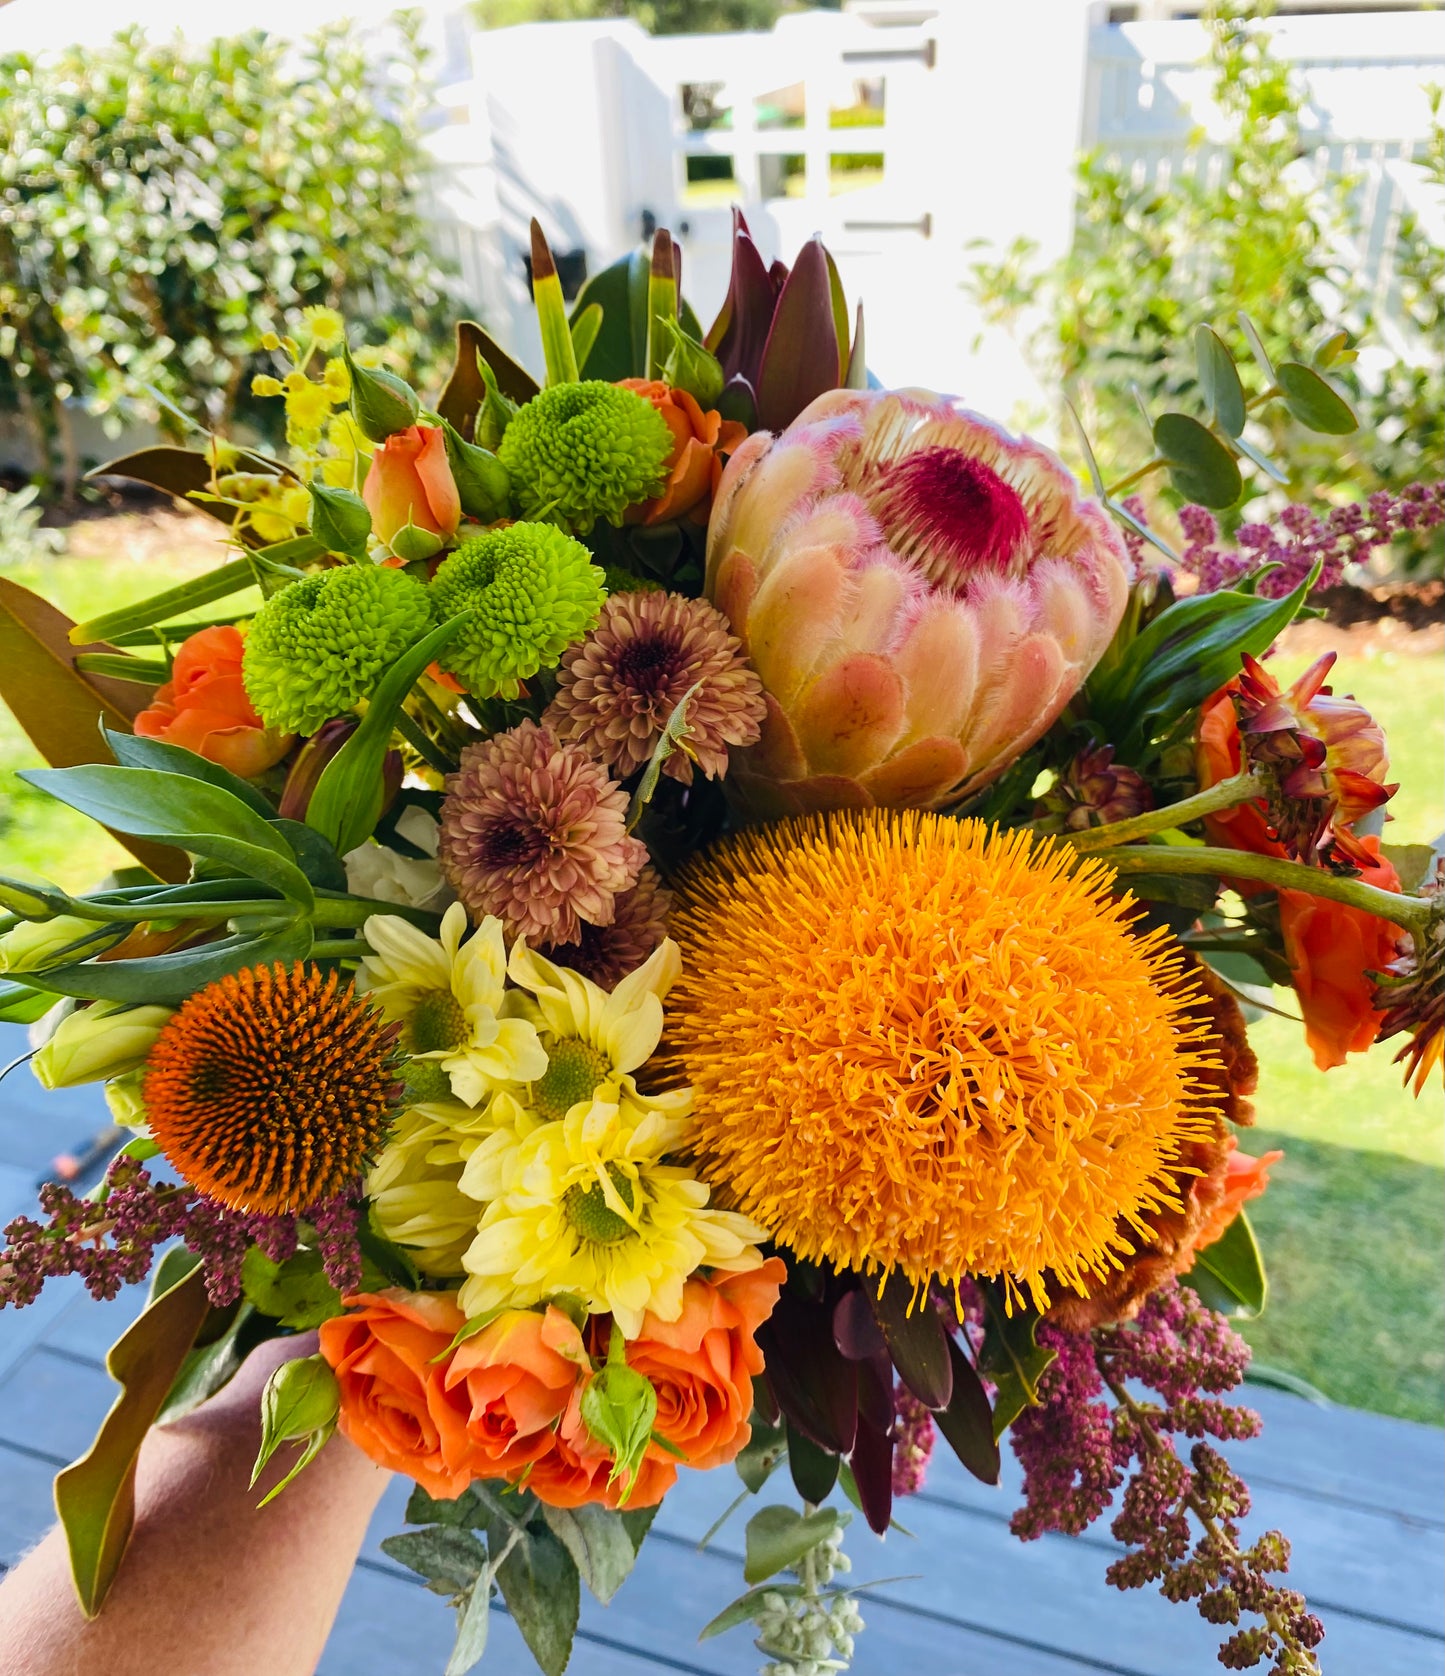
705, 388, 1132, 815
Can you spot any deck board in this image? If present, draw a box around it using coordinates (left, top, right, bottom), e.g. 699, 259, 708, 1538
1, 1033, 1442, 1674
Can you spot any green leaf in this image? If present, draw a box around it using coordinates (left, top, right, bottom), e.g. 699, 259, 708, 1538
539, 1503, 641, 1605
307, 615, 468, 857
1193, 325, 1246, 438
1233, 433, 1289, 485
735, 1419, 786, 1494
570, 302, 604, 370
979, 1289, 1056, 1437
241, 1247, 345, 1329
23, 922, 313, 1005
579, 1357, 658, 1500
492, 1523, 579, 1676
0, 979, 59, 1023
102, 726, 276, 820
931, 1338, 1000, 1483
71, 558, 261, 645
1183, 1207, 1268, 1318
1276, 362, 1358, 435
1311, 329, 1351, 370
618, 1502, 659, 1551
742, 1503, 840, 1585
570, 246, 652, 380
446, 1575, 494, 1676
19, 765, 314, 912
786, 1420, 841, 1503
700, 1582, 807, 1641
1153, 412, 1242, 509
626, 682, 699, 833
1064, 399, 1106, 497
1381, 842, 1439, 895
54, 1258, 212, 1616
404, 1484, 489, 1530
155, 1303, 259, 1425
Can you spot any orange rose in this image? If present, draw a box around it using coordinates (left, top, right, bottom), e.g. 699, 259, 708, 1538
134, 625, 293, 778
1192, 1136, 1284, 1253
362, 424, 462, 546
1279, 836, 1405, 1070
318, 1289, 472, 1498
443, 1306, 588, 1481
617, 379, 747, 527
625, 1258, 786, 1472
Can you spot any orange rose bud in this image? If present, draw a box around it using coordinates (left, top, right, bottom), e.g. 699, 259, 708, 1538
617, 378, 746, 527
443, 1306, 588, 1481
1192, 1137, 1284, 1253
528, 1384, 678, 1511
626, 1258, 786, 1472
134, 624, 293, 778
362, 424, 462, 548
318, 1289, 473, 1498
1279, 835, 1406, 1070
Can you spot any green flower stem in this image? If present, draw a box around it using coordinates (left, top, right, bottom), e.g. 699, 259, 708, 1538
1090, 843, 1433, 938
308, 937, 369, 961
1103, 456, 1168, 499
71, 557, 258, 645
1063, 769, 1265, 853
310, 893, 441, 932
394, 707, 458, 775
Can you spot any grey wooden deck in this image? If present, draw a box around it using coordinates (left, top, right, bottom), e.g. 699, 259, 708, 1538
2, 1024, 1442, 1675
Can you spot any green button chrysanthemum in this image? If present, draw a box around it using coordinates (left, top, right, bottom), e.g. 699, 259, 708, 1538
242, 565, 434, 734
497, 381, 672, 531
430, 523, 606, 699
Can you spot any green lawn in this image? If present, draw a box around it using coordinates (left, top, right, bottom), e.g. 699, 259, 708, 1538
2, 541, 1442, 1422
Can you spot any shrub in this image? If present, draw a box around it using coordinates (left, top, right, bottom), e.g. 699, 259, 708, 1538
0, 18, 453, 496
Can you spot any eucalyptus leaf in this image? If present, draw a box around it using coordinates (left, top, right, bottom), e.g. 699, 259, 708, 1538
1276, 362, 1358, 435
1153, 412, 1242, 509
1183, 1208, 1268, 1318
1233, 433, 1289, 485
539, 1503, 640, 1605
1193, 325, 1246, 437
742, 1503, 840, 1585
1237, 312, 1276, 384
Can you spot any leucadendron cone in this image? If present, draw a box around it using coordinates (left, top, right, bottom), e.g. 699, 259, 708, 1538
704, 388, 1132, 815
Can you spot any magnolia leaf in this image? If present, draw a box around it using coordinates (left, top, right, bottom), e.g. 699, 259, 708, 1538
539, 1504, 640, 1605
1194, 324, 1246, 438
307, 615, 467, 857
20, 765, 313, 912
1184, 1208, 1268, 1318
626, 682, 699, 832
87, 447, 249, 532
491, 1522, 579, 1676
436, 321, 538, 439
742, 1503, 841, 1586
155, 1302, 259, 1425
1276, 362, 1358, 435
869, 1270, 952, 1409
1153, 412, 1242, 509
102, 726, 276, 820
979, 1289, 1055, 1437
55, 1257, 211, 1616
931, 1338, 1000, 1484
0, 579, 185, 881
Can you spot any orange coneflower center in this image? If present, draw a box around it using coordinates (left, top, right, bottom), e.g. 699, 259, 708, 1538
143, 962, 402, 1214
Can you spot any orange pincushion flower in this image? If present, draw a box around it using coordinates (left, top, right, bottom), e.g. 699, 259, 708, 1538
664, 813, 1222, 1310
143, 962, 401, 1213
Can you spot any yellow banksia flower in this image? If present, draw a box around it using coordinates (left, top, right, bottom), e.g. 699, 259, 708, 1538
663, 812, 1223, 1311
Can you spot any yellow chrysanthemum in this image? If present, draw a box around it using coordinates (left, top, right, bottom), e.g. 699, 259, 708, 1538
359, 903, 548, 1106
457, 1099, 766, 1336
366, 1100, 499, 1275
506, 939, 693, 1127
663, 812, 1222, 1311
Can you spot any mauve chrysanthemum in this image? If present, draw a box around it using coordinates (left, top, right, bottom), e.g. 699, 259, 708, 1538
438, 720, 648, 945
541, 865, 673, 990
546, 591, 766, 785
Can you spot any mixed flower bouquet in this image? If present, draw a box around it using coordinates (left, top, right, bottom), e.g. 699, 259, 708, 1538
1, 213, 1440, 1676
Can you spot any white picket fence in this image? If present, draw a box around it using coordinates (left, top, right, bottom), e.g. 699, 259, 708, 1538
427, 3, 1445, 417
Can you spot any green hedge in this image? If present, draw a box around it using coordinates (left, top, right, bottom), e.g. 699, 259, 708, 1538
0, 19, 454, 495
